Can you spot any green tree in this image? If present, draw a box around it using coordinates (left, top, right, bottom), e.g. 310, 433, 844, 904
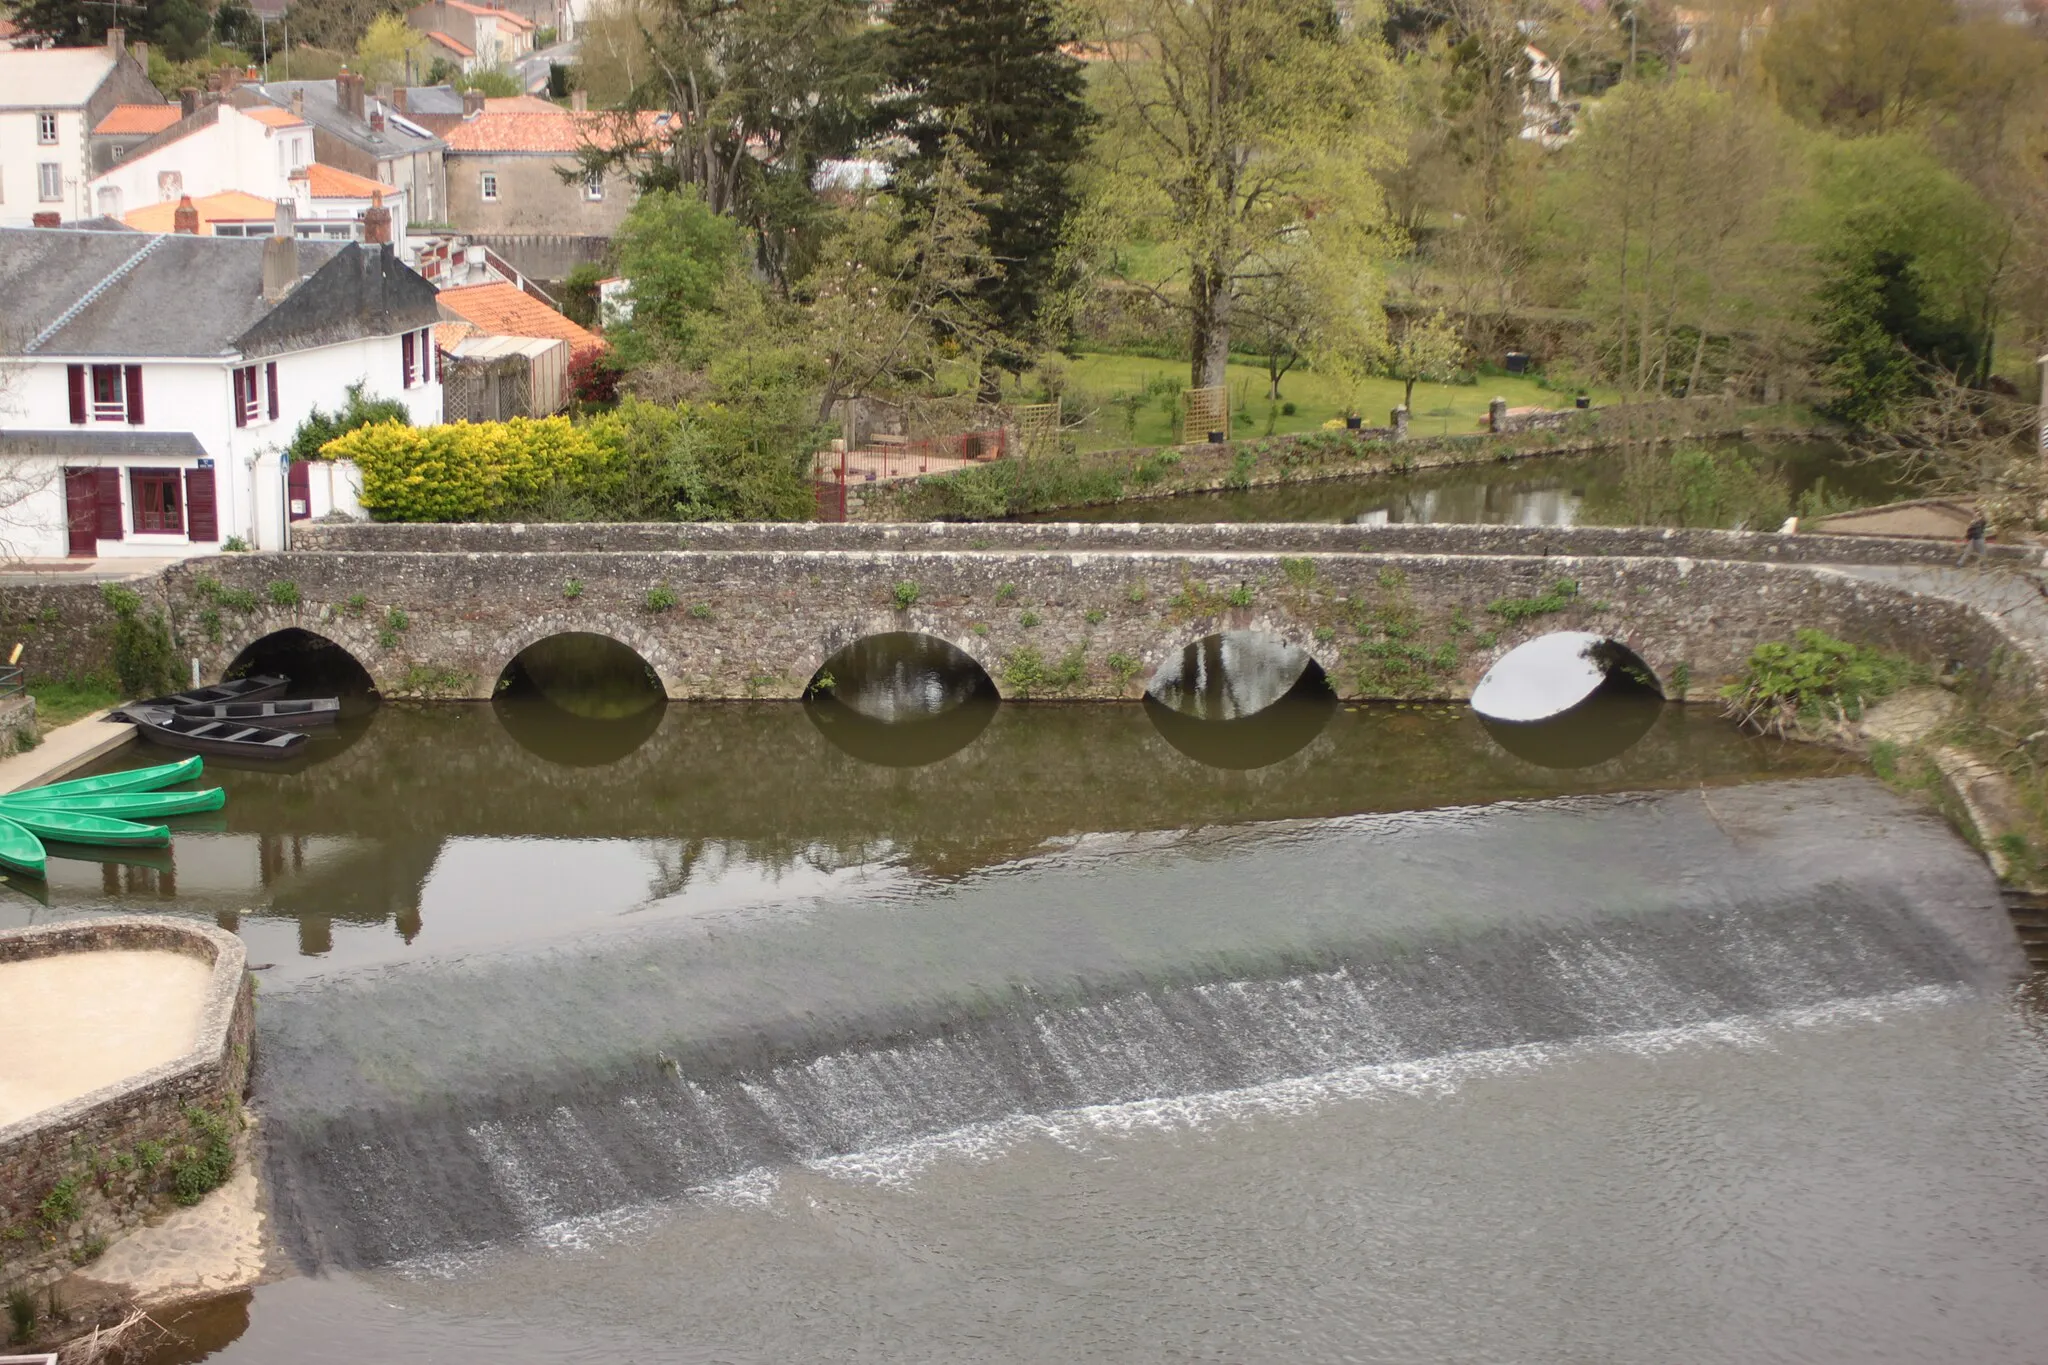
610, 187, 749, 369
1385, 307, 1466, 411
1763, 0, 1960, 134
354, 12, 430, 85
880, 0, 1094, 393
1086, 0, 1400, 390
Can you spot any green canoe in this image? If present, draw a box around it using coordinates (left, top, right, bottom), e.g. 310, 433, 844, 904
0, 816, 46, 878
8, 755, 205, 801
1, 808, 169, 847
0, 788, 226, 818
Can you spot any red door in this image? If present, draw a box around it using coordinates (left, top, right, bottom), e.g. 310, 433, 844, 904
287, 460, 312, 521
63, 468, 97, 557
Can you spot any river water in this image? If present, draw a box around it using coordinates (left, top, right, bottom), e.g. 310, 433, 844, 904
1031, 438, 1907, 526
3, 683, 2043, 1364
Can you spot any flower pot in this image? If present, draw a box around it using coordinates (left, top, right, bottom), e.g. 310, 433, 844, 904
1345, 415, 1362, 430
1208, 430, 1226, 445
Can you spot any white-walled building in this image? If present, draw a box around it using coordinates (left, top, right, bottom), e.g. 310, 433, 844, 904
85, 102, 315, 222
0, 32, 164, 227
0, 221, 441, 559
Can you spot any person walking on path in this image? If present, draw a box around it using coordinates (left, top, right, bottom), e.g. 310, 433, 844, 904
1958, 511, 1990, 568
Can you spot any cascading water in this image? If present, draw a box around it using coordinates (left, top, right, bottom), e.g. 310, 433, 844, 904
255, 777, 2021, 1272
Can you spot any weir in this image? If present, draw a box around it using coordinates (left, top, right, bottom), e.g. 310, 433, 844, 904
254, 776, 2022, 1271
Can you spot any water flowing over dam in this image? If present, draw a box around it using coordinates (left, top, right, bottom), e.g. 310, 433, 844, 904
252, 776, 2019, 1273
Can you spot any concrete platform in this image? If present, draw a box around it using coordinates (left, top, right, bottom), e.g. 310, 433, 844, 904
0, 709, 135, 794
0, 949, 212, 1127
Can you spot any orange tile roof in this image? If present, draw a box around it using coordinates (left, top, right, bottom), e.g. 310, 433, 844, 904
123, 190, 280, 234
94, 103, 181, 136
243, 105, 307, 129
435, 320, 480, 352
443, 107, 668, 154
445, 0, 534, 26
304, 162, 388, 198
483, 95, 560, 113
436, 282, 600, 351
425, 30, 474, 58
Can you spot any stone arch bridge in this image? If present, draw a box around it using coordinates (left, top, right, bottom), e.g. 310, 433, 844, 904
156, 522, 2042, 704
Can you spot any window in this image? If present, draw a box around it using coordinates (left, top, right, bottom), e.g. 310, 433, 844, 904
112, 145, 126, 161
38, 163, 61, 203
89, 365, 126, 422
480, 172, 499, 202
583, 171, 604, 202
37, 112, 57, 144
95, 186, 122, 217
402, 331, 417, 388
231, 364, 261, 426
129, 468, 183, 535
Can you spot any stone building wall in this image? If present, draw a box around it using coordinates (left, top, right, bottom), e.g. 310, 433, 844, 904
0, 919, 254, 1292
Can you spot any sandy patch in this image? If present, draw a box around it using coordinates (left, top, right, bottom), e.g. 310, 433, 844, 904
0, 949, 211, 1126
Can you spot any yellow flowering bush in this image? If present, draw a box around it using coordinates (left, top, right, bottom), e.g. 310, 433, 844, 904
321, 417, 616, 522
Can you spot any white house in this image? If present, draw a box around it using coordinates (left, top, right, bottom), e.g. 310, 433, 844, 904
0, 218, 442, 559
0, 31, 164, 227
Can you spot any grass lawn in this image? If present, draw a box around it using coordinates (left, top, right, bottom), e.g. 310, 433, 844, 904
28, 676, 124, 733
1049, 351, 1618, 452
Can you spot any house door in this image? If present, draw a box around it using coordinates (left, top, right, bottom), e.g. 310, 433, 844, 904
286, 460, 312, 521
64, 467, 97, 557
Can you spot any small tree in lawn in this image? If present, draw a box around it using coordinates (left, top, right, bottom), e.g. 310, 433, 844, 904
1387, 309, 1467, 414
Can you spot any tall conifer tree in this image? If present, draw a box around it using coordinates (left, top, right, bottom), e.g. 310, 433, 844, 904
880, 0, 1093, 391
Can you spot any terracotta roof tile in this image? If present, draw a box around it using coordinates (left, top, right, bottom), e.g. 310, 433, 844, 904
242, 105, 307, 129
122, 190, 280, 234
442, 107, 668, 154
93, 103, 181, 136
444, 0, 534, 25
304, 162, 389, 198
436, 282, 600, 351
425, 30, 474, 58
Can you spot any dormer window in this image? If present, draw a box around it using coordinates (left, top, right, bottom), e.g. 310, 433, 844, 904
584, 171, 604, 202
37, 112, 57, 144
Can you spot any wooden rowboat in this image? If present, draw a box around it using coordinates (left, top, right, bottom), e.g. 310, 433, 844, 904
127, 707, 310, 760
133, 675, 289, 711
173, 697, 340, 729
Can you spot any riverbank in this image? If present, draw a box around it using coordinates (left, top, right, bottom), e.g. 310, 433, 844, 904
847, 396, 1833, 522
0, 709, 135, 795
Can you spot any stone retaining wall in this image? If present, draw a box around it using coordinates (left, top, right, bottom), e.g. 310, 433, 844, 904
0, 578, 129, 685
0, 918, 253, 1292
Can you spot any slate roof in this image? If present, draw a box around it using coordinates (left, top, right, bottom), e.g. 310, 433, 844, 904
251, 82, 446, 159
0, 227, 439, 360
0, 430, 207, 459
94, 104, 182, 136
435, 282, 599, 351
399, 85, 466, 117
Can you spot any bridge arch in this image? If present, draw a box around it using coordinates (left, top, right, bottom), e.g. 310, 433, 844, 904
802, 630, 1000, 767
1136, 615, 1341, 704
220, 618, 380, 695
487, 612, 685, 700
789, 617, 1001, 704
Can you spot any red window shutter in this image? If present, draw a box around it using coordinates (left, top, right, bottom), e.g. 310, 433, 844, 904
92, 468, 123, 540
124, 365, 144, 424
233, 368, 248, 428
185, 467, 218, 541
266, 362, 279, 420
68, 365, 86, 425
402, 332, 416, 389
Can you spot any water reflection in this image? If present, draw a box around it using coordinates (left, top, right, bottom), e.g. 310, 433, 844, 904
804, 633, 999, 768
1140, 632, 1337, 769
1480, 689, 1666, 769
492, 633, 667, 768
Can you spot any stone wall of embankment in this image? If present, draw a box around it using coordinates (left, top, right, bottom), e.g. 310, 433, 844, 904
162, 521, 2047, 707
0, 918, 253, 1292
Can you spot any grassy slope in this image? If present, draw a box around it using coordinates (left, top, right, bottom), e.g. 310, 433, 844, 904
1053, 352, 1619, 451
28, 676, 123, 732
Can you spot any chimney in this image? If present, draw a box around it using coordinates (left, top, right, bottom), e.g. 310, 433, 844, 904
290, 86, 305, 117
31, 212, 60, 228
463, 88, 485, 117
342, 71, 366, 121
180, 86, 200, 118
570, 89, 586, 112
262, 201, 300, 303
105, 26, 123, 56
393, 87, 409, 115
132, 40, 148, 69
370, 106, 386, 133
362, 189, 392, 245
173, 194, 199, 234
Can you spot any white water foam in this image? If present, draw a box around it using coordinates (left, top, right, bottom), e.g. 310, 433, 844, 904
803, 983, 1971, 1189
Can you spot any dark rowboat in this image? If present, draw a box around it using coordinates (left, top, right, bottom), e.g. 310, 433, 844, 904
124, 675, 289, 716
127, 706, 310, 760
173, 697, 340, 729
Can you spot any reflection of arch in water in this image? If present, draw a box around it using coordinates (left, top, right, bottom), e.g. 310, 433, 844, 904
1143, 631, 1337, 770
803, 632, 999, 768
1473, 631, 1665, 770
493, 632, 667, 768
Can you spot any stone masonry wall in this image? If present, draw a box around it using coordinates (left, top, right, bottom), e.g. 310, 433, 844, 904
0, 919, 253, 1292
162, 541, 2041, 706
0, 577, 131, 684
